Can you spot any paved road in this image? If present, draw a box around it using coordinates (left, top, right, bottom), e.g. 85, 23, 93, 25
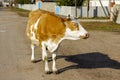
0, 8, 33, 80
0, 8, 120, 80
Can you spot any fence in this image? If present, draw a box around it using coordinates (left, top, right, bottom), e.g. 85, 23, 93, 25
18, 4, 38, 11
17, 2, 56, 12
17, 3, 110, 18
55, 6, 110, 18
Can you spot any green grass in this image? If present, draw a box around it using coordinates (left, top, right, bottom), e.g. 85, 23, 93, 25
10, 7, 30, 17
81, 22, 120, 32
79, 17, 110, 19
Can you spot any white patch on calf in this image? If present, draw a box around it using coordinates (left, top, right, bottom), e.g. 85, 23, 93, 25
31, 44, 35, 61
77, 21, 88, 37
64, 28, 80, 40
34, 18, 40, 29
42, 38, 64, 53
30, 25, 39, 45
42, 39, 57, 52
30, 18, 42, 46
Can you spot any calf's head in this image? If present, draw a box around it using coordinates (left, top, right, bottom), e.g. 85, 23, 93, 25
64, 18, 89, 40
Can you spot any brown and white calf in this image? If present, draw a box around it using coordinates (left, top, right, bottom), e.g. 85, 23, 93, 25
26, 9, 89, 74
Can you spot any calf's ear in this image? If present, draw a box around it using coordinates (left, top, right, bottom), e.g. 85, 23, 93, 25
67, 14, 71, 19
62, 15, 71, 22
67, 15, 77, 20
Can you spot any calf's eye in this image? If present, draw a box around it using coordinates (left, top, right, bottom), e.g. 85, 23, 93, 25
73, 23, 79, 30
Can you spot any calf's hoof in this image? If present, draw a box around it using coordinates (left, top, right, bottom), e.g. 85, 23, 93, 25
45, 71, 52, 74
31, 60, 36, 63
53, 69, 59, 74
53, 70, 59, 74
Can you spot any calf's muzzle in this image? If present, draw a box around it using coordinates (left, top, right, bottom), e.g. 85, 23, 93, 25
80, 33, 89, 39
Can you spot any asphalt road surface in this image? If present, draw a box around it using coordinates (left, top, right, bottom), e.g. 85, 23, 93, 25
0, 8, 120, 80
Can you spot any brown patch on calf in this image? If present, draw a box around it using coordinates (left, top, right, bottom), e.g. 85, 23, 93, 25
27, 9, 68, 46
37, 13, 66, 43
26, 9, 55, 38
64, 20, 79, 31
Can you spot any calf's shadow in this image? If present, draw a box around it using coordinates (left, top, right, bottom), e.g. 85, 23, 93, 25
58, 52, 120, 73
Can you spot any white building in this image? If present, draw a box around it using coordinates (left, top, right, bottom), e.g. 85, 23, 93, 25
0, 0, 15, 7
90, 0, 120, 6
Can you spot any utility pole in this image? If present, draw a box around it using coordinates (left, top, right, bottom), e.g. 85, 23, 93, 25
9, 0, 10, 7
87, 0, 90, 17
99, 0, 108, 17
75, 0, 77, 18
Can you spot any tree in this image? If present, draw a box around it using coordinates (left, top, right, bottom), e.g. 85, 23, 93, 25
17, 0, 31, 4
14, 0, 18, 4
55, 0, 85, 6
55, 0, 85, 17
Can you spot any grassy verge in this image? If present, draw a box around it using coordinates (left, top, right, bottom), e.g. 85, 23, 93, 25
10, 7, 30, 17
81, 22, 120, 32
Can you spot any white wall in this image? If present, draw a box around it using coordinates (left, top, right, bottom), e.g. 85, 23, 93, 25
90, 0, 120, 6
40, 2, 56, 12
18, 4, 38, 11
60, 6, 72, 16
56, 6, 110, 18
90, 0, 109, 6
18, 2, 56, 12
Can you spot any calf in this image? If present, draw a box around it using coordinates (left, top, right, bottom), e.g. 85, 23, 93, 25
26, 9, 89, 74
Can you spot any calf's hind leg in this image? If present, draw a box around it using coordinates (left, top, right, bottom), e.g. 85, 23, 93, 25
31, 44, 35, 62
41, 42, 51, 74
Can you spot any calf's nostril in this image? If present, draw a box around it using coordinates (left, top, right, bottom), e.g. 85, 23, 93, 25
84, 33, 89, 39
86, 33, 89, 38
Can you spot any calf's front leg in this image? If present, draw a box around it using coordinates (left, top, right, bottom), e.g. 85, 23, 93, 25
52, 53, 58, 74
